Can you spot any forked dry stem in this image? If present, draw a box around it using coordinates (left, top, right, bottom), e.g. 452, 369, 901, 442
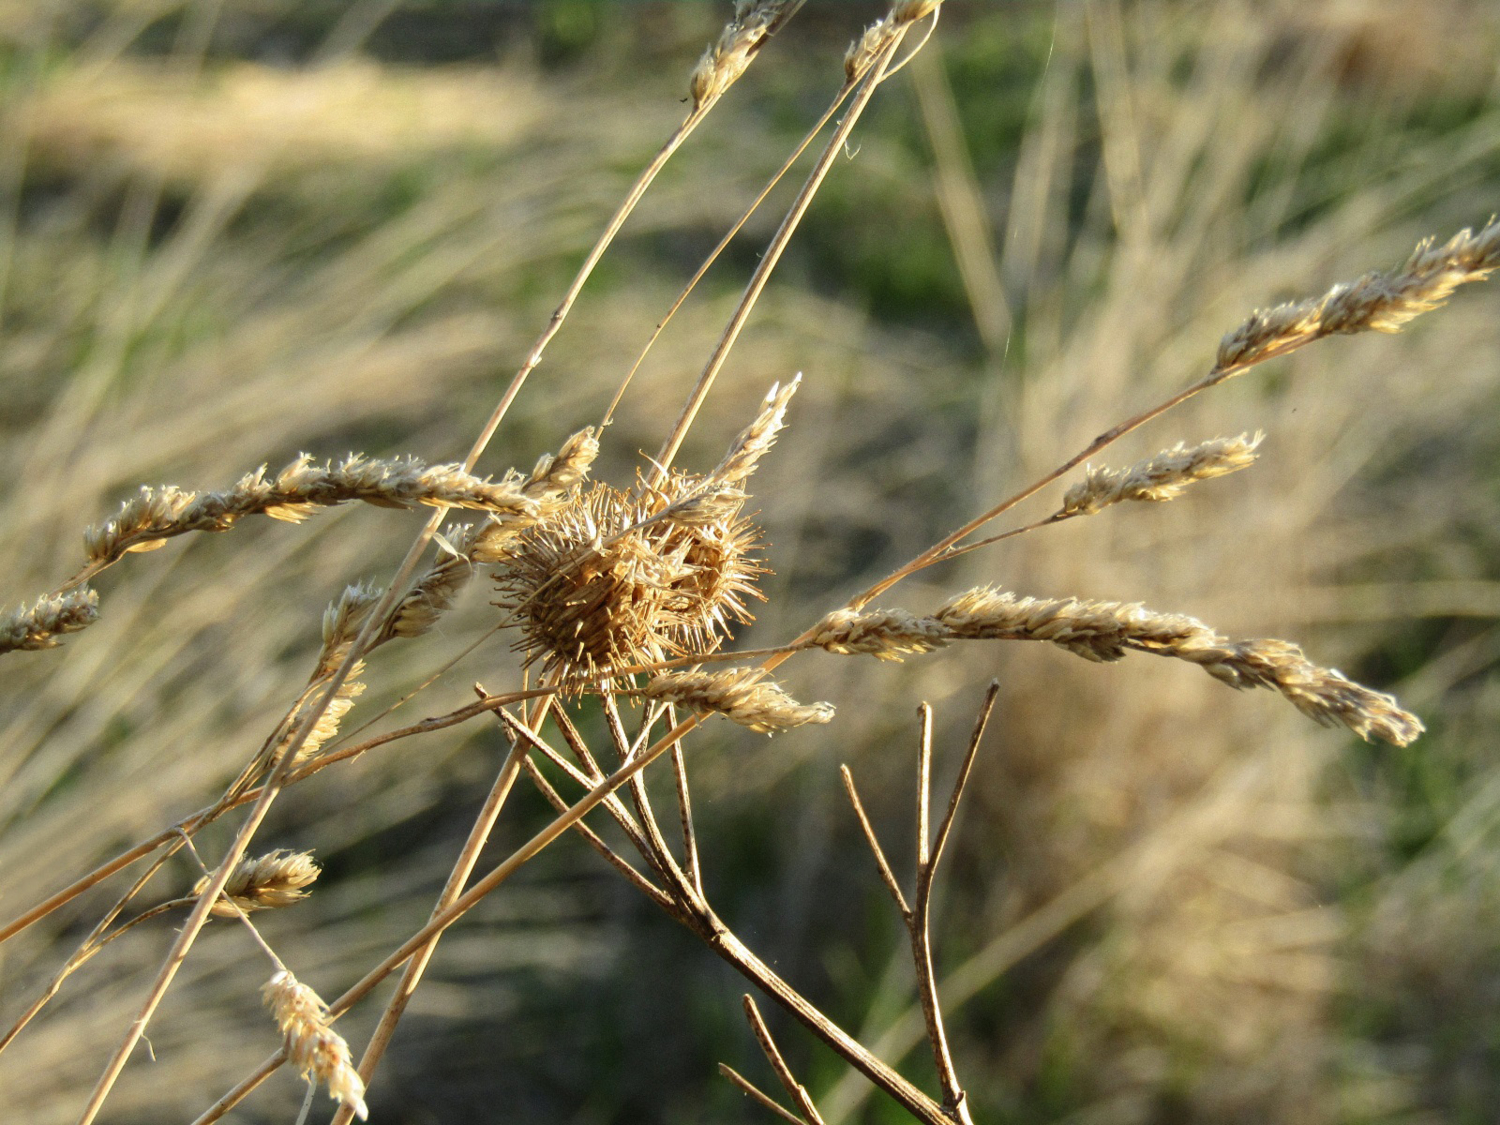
741, 994, 827, 1125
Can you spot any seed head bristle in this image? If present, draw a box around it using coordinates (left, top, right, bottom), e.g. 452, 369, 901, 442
522, 426, 600, 499
197, 849, 320, 916
1060, 432, 1264, 517
1216, 218, 1500, 373
644, 668, 834, 734
261, 970, 368, 1121
1, 588, 100, 654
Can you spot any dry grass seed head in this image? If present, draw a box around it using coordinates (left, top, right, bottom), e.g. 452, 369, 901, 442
689, 0, 800, 109
644, 667, 834, 734
197, 849, 320, 915
0, 588, 100, 654
809, 590, 1422, 746
1060, 432, 1264, 517
1216, 218, 1500, 372
261, 970, 368, 1120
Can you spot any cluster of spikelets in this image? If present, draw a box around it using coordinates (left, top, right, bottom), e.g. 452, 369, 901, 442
261, 970, 367, 1121
194, 850, 320, 917
0, 588, 99, 652
805, 589, 1422, 746
1215, 221, 1500, 373
0, 431, 599, 663
1059, 433, 1263, 516
85, 452, 542, 566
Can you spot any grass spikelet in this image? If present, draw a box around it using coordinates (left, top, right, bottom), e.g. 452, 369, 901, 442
521, 426, 600, 499
689, 0, 801, 110
0, 588, 100, 654
261, 970, 368, 1121
1178, 637, 1424, 747
316, 583, 383, 675
806, 607, 950, 660
279, 668, 365, 767
1216, 219, 1500, 373
709, 375, 800, 486
383, 527, 484, 643
82, 454, 538, 567
845, 0, 942, 83
197, 850, 319, 916
1060, 432, 1264, 516
644, 668, 833, 734
933, 588, 1207, 661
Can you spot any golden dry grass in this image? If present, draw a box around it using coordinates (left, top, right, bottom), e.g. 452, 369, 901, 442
0, 2, 1498, 1123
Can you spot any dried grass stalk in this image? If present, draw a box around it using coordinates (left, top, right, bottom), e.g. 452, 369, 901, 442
808, 589, 1422, 745
0, 588, 100, 654
644, 668, 834, 734
83, 454, 540, 566
261, 970, 368, 1121
196, 850, 319, 916
1060, 432, 1263, 516
1216, 219, 1500, 373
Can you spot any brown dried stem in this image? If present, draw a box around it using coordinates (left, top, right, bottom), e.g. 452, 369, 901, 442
719, 1063, 809, 1125
671, 742, 704, 898
741, 994, 827, 1125
521, 754, 672, 910
328, 705, 538, 1125
839, 766, 910, 917
650, 21, 912, 482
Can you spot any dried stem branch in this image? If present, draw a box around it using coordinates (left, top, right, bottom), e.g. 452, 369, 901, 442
719, 1063, 808, 1125
742, 994, 826, 1125
839, 765, 910, 916
671, 743, 704, 897
328, 703, 538, 1125
650, 24, 909, 482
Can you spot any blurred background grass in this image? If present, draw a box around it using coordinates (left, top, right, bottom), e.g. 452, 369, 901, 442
1, 1, 1499, 1122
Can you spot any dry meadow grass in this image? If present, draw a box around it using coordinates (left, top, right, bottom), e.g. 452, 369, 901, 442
2, 2, 1500, 1123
